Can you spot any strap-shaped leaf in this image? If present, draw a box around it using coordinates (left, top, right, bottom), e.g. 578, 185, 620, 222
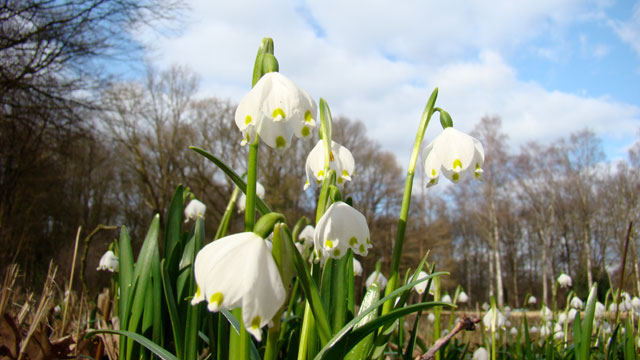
189, 147, 271, 215
86, 329, 178, 360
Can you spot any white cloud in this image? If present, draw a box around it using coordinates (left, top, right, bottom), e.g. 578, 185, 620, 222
134, 0, 640, 167
609, 3, 640, 56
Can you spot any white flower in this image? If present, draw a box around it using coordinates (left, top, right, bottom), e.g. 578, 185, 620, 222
472, 347, 489, 360
620, 292, 632, 311
557, 273, 572, 288
314, 201, 371, 259
554, 330, 564, 340
570, 296, 584, 309
528, 296, 537, 305
631, 296, 640, 311
427, 312, 436, 323
458, 291, 469, 303
481, 302, 490, 311
353, 258, 363, 277
413, 271, 429, 294
568, 308, 578, 322
482, 308, 505, 332
237, 182, 266, 212
304, 140, 355, 190
97, 250, 118, 272
609, 302, 618, 312
191, 232, 286, 341
510, 327, 518, 336
441, 294, 452, 303
554, 323, 563, 334
557, 312, 567, 325
421, 127, 484, 186
529, 326, 539, 334
602, 321, 612, 334
366, 271, 387, 290
540, 305, 552, 321
234, 72, 317, 149
184, 199, 206, 221
540, 324, 550, 337
595, 302, 605, 319
504, 306, 512, 317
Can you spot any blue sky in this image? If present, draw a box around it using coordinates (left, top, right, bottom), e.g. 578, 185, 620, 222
135, 0, 640, 166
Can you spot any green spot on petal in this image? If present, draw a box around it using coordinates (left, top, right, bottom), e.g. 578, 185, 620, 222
251, 316, 261, 329
359, 244, 365, 253
452, 173, 459, 182
318, 170, 324, 177
342, 169, 349, 177
275, 136, 286, 148
305, 110, 313, 122
431, 168, 436, 176
195, 286, 201, 298
325, 239, 333, 249
301, 126, 310, 137
337, 177, 343, 184
453, 159, 462, 170
349, 237, 358, 246
209, 292, 223, 307
272, 108, 286, 120
329, 151, 335, 162
245, 115, 252, 125
366, 237, 370, 245
333, 249, 341, 257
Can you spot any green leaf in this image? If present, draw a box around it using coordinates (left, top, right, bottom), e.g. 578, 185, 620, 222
165, 185, 184, 282
280, 225, 332, 345
318, 302, 450, 360
160, 259, 184, 359
184, 217, 204, 360
117, 226, 134, 358
314, 273, 448, 360
344, 284, 380, 360
221, 309, 262, 360
189, 147, 271, 215
85, 329, 178, 360
580, 283, 598, 359
624, 317, 636, 360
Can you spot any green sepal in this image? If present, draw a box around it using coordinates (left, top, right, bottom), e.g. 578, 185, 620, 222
254, 212, 287, 239
262, 53, 279, 74
328, 185, 342, 203
437, 108, 453, 128
272, 223, 294, 292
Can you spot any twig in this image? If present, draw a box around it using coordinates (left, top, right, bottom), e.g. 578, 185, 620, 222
416, 315, 480, 360
61, 226, 82, 335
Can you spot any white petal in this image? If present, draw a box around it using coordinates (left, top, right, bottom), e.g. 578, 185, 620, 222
413, 271, 429, 294
421, 142, 441, 181
314, 202, 371, 259
257, 115, 294, 150
365, 272, 387, 289
353, 258, 363, 276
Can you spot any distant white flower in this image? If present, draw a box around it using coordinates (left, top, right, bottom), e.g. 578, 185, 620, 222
97, 250, 118, 272
554, 330, 564, 340
483, 308, 506, 332
441, 294, 452, 303
504, 306, 512, 318
620, 292, 632, 311
595, 302, 605, 319
54, 305, 61, 314
557, 273, 572, 288
570, 296, 583, 309
529, 326, 539, 334
366, 271, 387, 290
421, 127, 484, 186
481, 302, 490, 311
510, 327, 518, 336
632, 297, 640, 311
314, 201, 371, 259
234, 72, 317, 149
191, 232, 286, 341
427, 312, 436, 323
353, 258, 363, 277
602, 321, 612, 334
540, 324, 550, 337
472, 347, 489, 360
304, 140, 355, 190
237, 182, 266, 212
458, 291, 469, 303
609, 302, 618, 313
557, 312, 567, 325
413, 271, 429, 295
184, 199, 206, 221
554, 323, 563, 333
540, 305, 552, 321
568, 308, 578, 322
528, 296, 537, 305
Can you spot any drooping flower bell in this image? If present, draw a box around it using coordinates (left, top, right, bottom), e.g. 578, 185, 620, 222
185, 199, 206, 221
97, 250, 119, 272
191, 232, 286, 341
365, 271, 387, 290
570, 296, 583, 309
458, 291, 469, 303
353, 258, 363, 276
413, 271, 429, 295
234, 72, 317, 150
237, 182, 266, 212
557, 273, 572, 288
527, 296, 537, 305
472, 347, 489, 360
313, 201, 371, 260
441, 294, 452, 304
304, 140, 355, 190
421, 127, 484, 187
482, 308, 505, 331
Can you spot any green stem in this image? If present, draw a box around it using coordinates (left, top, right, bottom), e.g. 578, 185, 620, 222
245, 142, 259, 232
382, 88, 438, 315
264, 313, 282, 360
215, 186, 240, 239
433, 276, 441, 360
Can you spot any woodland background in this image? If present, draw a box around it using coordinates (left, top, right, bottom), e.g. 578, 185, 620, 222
1, 0, 639, 309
